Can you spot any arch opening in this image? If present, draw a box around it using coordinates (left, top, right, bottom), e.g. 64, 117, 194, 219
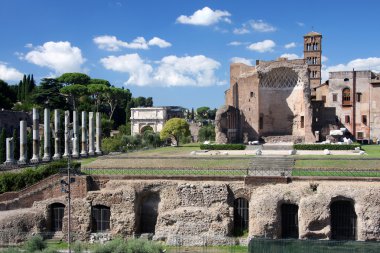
330, 200, 357, 240
140, 125, 154, 134
139, 193, 160, 234
49, 203, 65, 232
233, 197, 249, 236
281, 203, 299, 239
92, 205, 110, 232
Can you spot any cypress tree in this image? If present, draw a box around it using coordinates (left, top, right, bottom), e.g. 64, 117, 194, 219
22, 75, 27, 101
17, 80, 22, 101
0, 128, 6, 163
30, 74, 36, 92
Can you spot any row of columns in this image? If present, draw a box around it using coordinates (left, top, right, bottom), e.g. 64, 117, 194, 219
3, 108, 102, 165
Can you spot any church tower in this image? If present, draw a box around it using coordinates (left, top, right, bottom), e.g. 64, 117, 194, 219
304, 31, 322, 97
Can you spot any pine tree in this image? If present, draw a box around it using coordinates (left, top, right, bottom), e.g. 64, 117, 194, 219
0, 128, 6, 163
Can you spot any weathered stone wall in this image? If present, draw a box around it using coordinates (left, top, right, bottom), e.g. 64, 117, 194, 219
0, 178, 379, 245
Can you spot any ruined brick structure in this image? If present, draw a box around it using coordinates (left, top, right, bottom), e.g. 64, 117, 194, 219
304, 31, 322, 97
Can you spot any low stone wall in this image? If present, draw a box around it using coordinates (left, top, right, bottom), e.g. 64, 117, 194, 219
0, 177, 379, 245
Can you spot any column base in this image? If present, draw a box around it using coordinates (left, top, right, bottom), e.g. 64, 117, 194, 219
42, 156, 51, 162
18, 160, 27, 165
88, 151, 95, 156
53, 155, 62, 160
95, 151, 103, 156
4, 160, 15, 166
30, 158, 41, 164
80, 152, 88, 158
72, 153, 79, 158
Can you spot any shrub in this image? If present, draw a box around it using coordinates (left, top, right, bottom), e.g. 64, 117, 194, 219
293, 143, 361, 150
72, 241, 83, 253
24, 235, 46, 252
198, 125, 216, 142
126, 238, 163, 253
102, 137, 123, 154
200, 144, 246, 150
142, 130, 162, 148
0, 160, 79, 194
2, 248, 21, 253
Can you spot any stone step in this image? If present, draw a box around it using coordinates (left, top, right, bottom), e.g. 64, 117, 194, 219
261, 143, 294, 150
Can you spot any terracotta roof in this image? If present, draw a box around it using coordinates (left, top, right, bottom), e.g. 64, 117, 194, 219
304, 31, 322, 37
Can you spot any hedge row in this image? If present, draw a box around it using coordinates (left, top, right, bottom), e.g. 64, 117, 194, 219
293, 143, 361, 150
0, 160, 80, 194
200, 144, 246, 150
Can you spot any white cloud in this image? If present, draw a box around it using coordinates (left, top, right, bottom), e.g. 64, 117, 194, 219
228, 41, 243, 46
249, 20, 276, 32
100, 53, 153, 86
321, 55, 328, 63
284, 42, 296, 49
24, 41, 85, 74
93, 35, 171, 51
100, 53, 223, 87
24, 43, 33, 48
322, 57, 380, 81
0, 63, 23, 82
148, 37, 172, 48
280, 53, 301, 60
230, 57, 253, 66
296, 22, 305, 27
247, 40, 276, 53
176, 6, 231, 26
233, 27, 250, 35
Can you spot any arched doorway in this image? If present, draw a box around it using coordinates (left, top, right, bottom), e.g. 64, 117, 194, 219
92, 205, 111, 232
49, 203, 65, 232
139, 193, 160, 234
140, 125, 154, 134
233, 197, 249, 236
330, 200, 357, 240
281, 203, 299, 239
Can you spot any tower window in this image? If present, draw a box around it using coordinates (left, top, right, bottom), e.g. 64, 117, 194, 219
259, 114, 264, 129
342, 88, 351, 105
356, 93, 362, 102
333, 93, 338, 102
345, 115, 350, 124
301, 116, 304, 128
250, 91, 254, 98
362, 115, 367, 125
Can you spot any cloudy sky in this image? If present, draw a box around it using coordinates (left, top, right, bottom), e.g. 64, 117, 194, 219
0, 0, 379, 108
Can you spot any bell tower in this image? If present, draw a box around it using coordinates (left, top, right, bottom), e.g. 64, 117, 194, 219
304, 31, 322, 97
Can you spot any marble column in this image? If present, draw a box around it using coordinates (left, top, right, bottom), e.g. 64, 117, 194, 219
42, 108, 51, 162
63, 110, 70, 158
95, 112, 102, 155
18, 120, 27, 165
30, 108, 40, 163
72, 111, 79, 158
88, 112, 95, 156
4, 137, 15, 165
80, 111, 88, 157
53, 109, 61, 160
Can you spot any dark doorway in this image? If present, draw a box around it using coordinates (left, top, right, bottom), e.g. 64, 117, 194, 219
140, 193, 160, 234
50, 203, 65, 232
331, 200, 357, 240
92, 205, 111, 232
233, 198, 249, 236
281, 204, 299, 239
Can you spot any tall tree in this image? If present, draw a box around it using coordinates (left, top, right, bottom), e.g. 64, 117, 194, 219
57, 73, 90, 86
31, 78, 66, 109
60, 84, 88, 111
89, 78, 111, 86
0, 80, 15, 109
87, 83, 109, 112
160, 118, 190, 147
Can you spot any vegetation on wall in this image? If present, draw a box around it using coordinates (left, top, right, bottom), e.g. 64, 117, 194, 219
294, 143, 361, 150
200, 144, 246, 150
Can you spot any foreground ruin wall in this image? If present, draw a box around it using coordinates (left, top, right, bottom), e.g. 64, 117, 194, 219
0, 177, 379, 245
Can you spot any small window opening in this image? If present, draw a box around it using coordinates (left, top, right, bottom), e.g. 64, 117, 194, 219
362, 115, 367, 125
345, 115, 350, 124
300, 116, 304, 128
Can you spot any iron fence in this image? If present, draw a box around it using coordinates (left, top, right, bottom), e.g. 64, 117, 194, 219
292, 168, 380, 177
248, 238, 380, 253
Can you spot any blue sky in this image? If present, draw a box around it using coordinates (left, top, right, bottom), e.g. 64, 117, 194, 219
0, 0, 379, 109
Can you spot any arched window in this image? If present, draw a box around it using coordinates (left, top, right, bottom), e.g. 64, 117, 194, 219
281, 204, 299, 239
233, 198, 249, 236
342, 88, 351, 105
92, 205, 110, 232
140, 193, 160, 234
49, 203, 65, 232
330, 200, 357, 240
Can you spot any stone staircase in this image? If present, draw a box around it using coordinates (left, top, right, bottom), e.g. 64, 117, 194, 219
262, 143, 294, 150
249, 156, 295, 176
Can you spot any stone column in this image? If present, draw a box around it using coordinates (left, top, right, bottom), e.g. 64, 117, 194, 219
88, 112, 95, 156
30, 108, 40, 163
53, 109, 61, 160
42, 108, 51, 162
63, 111, 70, 158
80, 111, 88, 157
95, 112, 102, 155
72, 111, 79, 158
4, 137, 15, 165
18, 120, 27, 165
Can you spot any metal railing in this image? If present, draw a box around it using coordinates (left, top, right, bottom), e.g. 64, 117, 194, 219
248, 238, 380, 253
292, 168, 380, 177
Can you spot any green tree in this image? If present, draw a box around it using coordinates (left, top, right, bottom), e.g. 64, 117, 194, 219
57, 73, 90, 86
89, 78, 111, 86
160, 118, 190, 147
87, 83, 109, 112
60, 84, 88, 110
31, 78, 67, 109
0, 128, 6, 163
198, 124, 216, 142
0, 80, 15, 109
196, 106, 210, 120
105, 87, 131, 120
